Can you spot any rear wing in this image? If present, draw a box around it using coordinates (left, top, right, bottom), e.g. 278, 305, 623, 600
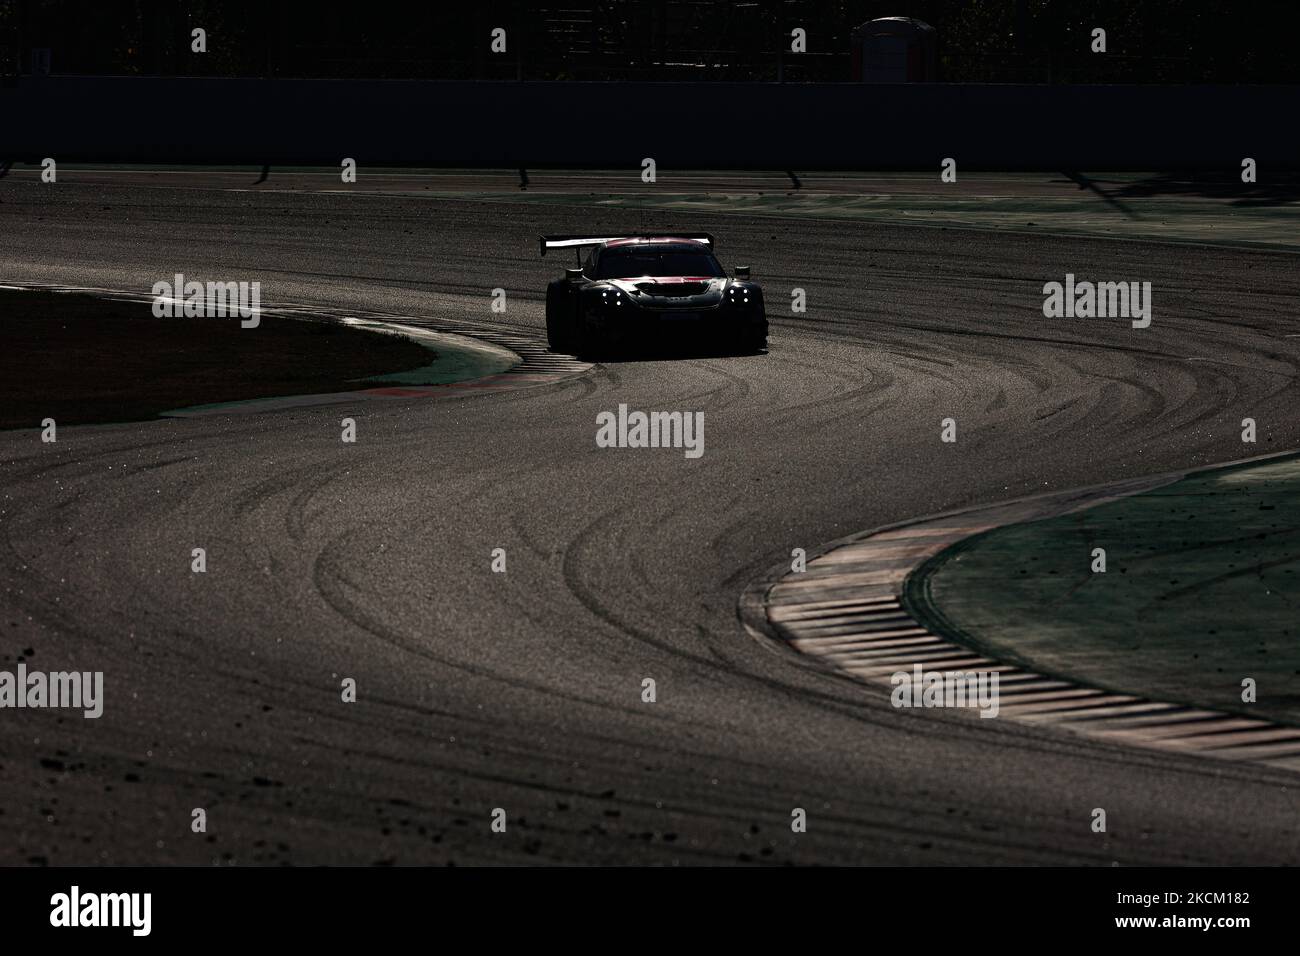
539, 233, 715, 259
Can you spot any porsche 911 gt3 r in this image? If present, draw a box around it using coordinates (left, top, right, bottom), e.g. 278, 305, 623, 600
541, 233, 767, 357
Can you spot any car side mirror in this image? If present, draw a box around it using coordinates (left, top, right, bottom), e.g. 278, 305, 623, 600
566, 268, 584, 282
734, 265, 750, 278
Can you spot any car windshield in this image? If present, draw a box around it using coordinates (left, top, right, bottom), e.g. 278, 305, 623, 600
596, 249, 724, 279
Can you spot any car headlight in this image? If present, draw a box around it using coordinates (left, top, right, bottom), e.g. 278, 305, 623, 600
597, 288, 625, 307
725, 285, 752, 307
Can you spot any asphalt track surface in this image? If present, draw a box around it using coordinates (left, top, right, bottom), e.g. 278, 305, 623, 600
2, 174, 1299, 865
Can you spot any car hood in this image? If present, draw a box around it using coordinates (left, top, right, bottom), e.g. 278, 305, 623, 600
605, 275, 727, 306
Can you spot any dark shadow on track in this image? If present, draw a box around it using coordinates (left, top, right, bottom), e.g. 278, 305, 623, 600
566, 342, 769, 363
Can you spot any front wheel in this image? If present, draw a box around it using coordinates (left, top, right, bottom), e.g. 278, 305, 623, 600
576, 314, 618, 360
738, 324, 768, 354
545, 283, 573, 353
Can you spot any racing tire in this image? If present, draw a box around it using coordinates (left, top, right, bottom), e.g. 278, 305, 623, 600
576, 315, 616, 361
738, 325, 768, 354
545, 283, 573, 353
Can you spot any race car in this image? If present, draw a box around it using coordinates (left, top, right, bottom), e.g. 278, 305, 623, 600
540, 233, 767, 357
